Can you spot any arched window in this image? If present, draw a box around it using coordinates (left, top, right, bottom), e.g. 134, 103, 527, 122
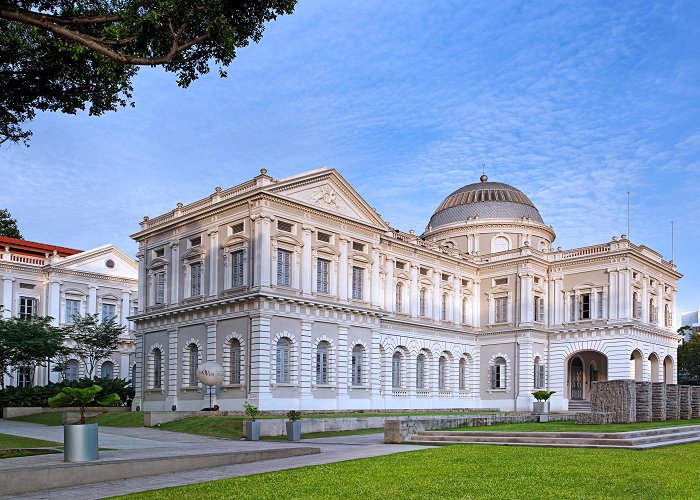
459, 358, 468, 391
188, 343, 199, 386
664, 355, 673, 384
533, 357, 544, 389
392, 352, 402, 388
492, 236, 510, 253
419, 288, 427, 317
100, 361, 114, 379
630, 350, 643, 382
152, 348, 162, 388
416, 353, 426, 389
230, 338, 241, 384
315, 341, 330, 384
351, 345, 363, 386
276, 338, 291, 383
441, 293, 448, 321
490, 356, 507, 389
438, 356, 447, 390
395, 283, 403, 312
65, 360, 79, 381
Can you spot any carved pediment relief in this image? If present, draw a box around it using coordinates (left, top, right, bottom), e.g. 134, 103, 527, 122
181, 247, 205, 261
221, 235, 249, 249
272, 234, 302, 247
147, 257, 169, 270
314, 244, 340, 256
350, 252, 372, 264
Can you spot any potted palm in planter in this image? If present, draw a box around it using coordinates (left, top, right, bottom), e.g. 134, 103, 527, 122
48, 384, 120, 462
286, 410, 302, 441
243, 401, 261, 441
532, 390, 556, 422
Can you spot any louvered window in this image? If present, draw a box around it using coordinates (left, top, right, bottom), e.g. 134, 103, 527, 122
351, 266, 363, 300
188, 344, 199, 386
534, 296, 545, 322
395, 283, 403, 312
579, 293, 591, 320
230, 339, 241, 384
351, 346, 363, 386
65, 299, 80, 324
317, 258, 330, 294
276, 338, 291, 383
438, 356, 447, 390
419, 289, 427, 316
490, 357, 507, 389
597, 292, 604, 318
277, 250, 292, 287
231, 251, 244, 287
392, 352, 402, 388
416, 354, 426, 389
459, 358, 467, 390
190, 262, 202, 296
441, 293, 448, 321
315, 342, 329, 384
495, 297, 508, 323
156, 272, 165, 304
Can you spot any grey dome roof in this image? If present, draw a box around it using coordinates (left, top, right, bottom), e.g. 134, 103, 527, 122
427, 179, 544, 230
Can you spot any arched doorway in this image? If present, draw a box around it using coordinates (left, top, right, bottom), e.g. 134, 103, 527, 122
663, 356, 674, 384
630, 350, 643, 381
568, 350, 608, 400
648, 353, 660, 383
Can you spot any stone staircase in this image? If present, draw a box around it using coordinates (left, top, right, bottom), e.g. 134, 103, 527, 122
568, 400, 592, 412
408, 424, 700, 449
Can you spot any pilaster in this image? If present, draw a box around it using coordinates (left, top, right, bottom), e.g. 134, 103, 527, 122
252, 212, 274, 288
300, 319, 313, 403
302, 225, 314, 294
170, 243, 179, 303
339, 237, 349, 301
337, 325, 349, 401
384, 258, 394, 313
371, 246, 381, 306
166, 329, 178, 410
208, 230, 218, 296
249, 314, 272, 407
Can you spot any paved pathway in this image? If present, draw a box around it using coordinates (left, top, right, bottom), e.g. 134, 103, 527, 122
0, 420, 430, 499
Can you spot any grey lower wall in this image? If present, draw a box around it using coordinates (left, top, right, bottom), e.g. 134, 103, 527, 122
384, 413, 574, 443
666, 385, 680, 420
692, 387, 700, 419
651, 383, 667, 422
590, 380, 636, 423
576, 412, 612, 424
680, 386, 692, 419
635, 382, 652, 422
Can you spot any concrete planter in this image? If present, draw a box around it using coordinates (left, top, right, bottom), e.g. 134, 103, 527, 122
533, 402, 550, 415
245, 421, 261, 441
286, 421, 302, 441
64, 423, 98, 462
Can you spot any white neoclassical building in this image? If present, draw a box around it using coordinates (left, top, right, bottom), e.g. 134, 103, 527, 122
131, 168, 681, 412
0, 236, 138, 387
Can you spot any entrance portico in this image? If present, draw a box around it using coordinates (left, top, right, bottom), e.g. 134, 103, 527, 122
567, 351, 608, 401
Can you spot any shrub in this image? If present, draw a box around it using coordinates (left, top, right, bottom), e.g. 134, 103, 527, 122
243, 401, 260, 421
287, 410, 302, 421
0, 377, 134, 408
532, 390, 556, 402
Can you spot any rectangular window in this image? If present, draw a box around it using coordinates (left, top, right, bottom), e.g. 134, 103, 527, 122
277, 220, 293, 233
495, 297, 508, 323
189, 236, 202, 247
231, 222, 244, 234
19, 296, 36, 319
494, 277, 508, 286
17, 366, 32, 388
19, 283, 35, 289
419, 267, 429, 276
316, 258, 330, 294
352, 241, 365, 252
153, 248, 165, 258
441, 273, 450, 282
277, 249, 292, 287
534, 296, 545, 322
351, 266, 363, 300
190, 262, 202, 296
534, 364, 545, 389
101, 303, 116, 323
317, 232, 331, 243
155, 272, 165, 304
351, 350, 362, 386
461, 278, 469, 287
395, 261, 406, 270
491, 364, 506, 389
231, 250, 245, 287
579, 293, 591, 320
570, 296, 576, 321
65, 299, 80, 324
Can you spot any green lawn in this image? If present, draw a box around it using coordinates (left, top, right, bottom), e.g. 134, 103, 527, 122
11, 411, 143, 427
452, 419, 700, 433
119, 442, 700, 499
0, 433, 60, 449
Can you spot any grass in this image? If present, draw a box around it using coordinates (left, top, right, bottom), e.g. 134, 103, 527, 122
11, 411, 143, 427
0, 433, 60, 449
118, 442, 700, 499
0, 449, 59, 459
451, 418, 700, 433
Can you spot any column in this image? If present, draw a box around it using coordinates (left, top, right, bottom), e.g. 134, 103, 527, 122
252, 212, 273, 288
472, 280, 481, 327
249, 314, 272, 407
432, 269, 441, 321
49, 279, 60, 326
205, 321, 217, 407
337, 325, 348, 403
137, 248, 146, 312
608, 269, 618, 319
88, 285, 98, 315
132, 331, 143, 410
657, 283, 664, 326
384, 258, 394, 313
371, 246, 381, 306
410, 265, 419, 318
519, 274, 533, 325
452, 277, 461, 324
474, 235, 480, 254
517, 336, 533, 409
170, 243, 179, 303
641, 276, 648, 321
208, 230, 218, 296
121, 290, 131, 331
301, 225, 314, 294
338, 237, 349, 301
299, 320, 313, 404
553, 278, 563, 324
166, 329, 178, 410
564, 291, 571, 322
619, 269, 631, 319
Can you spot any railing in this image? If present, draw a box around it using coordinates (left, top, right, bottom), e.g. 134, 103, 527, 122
438, 390, 453, 398
392, 389, 408, 397
9, 254, 46, 265
558, 245, 610, 259
416, 390, 431, 398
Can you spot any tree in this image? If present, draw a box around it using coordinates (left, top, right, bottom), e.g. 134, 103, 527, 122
0, 209, 22, 238
0, 315, 68, 388
0, 1, 297, 145
66, 314, 125, 378
678, 332, 700, 385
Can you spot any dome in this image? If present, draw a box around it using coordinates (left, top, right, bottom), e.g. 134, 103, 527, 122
426, 177, 544, 230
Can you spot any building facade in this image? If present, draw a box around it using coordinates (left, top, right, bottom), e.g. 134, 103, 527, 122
131, 168, 681, 412
0, 236, 138, 387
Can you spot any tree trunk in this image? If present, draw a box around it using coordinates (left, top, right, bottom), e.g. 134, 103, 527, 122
80, 406, 86, 425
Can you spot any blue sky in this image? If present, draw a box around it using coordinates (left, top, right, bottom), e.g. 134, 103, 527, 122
2, 1, 699, 314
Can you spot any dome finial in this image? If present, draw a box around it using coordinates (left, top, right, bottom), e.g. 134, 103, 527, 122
480, 163, 487, 182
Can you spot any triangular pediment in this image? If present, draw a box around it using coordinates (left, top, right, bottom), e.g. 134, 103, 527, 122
268, 169, 390, 229
53, 245, 138, 280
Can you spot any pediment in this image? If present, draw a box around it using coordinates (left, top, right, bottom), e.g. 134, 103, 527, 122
314, 244, 340, 256
221, 235, 249, 248
269, 169, 390, 229
53, 245, 137, 280
181, 247, 205, 260
147, 257, 169, 270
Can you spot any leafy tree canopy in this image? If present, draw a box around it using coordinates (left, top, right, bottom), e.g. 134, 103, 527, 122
66, 313, 125, 378
0, 0, 297, 144
678, 332, 700, 385
0, 208, 22, 238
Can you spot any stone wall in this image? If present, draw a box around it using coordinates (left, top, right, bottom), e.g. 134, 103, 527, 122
651, 383, 667, 422
692, 387, 700, 419
576, 412, 612, 424
680, 385, 692, 419
635, 382, 652, 422
665, 384, 680, 420
590, 380, 636, 423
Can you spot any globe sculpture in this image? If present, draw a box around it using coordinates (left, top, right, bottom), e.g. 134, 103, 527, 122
196, 361, 225, 410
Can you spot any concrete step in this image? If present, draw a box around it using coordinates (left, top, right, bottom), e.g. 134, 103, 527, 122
568, 400, 592, 412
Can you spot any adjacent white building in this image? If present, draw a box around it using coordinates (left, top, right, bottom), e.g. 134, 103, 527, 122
0, 236, 138, 387
131, 168, 681, 412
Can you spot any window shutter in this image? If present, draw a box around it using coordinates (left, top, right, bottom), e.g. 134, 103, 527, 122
490, 365, 496, 389
539, 365, 546, 388
538, 298, 545, 322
